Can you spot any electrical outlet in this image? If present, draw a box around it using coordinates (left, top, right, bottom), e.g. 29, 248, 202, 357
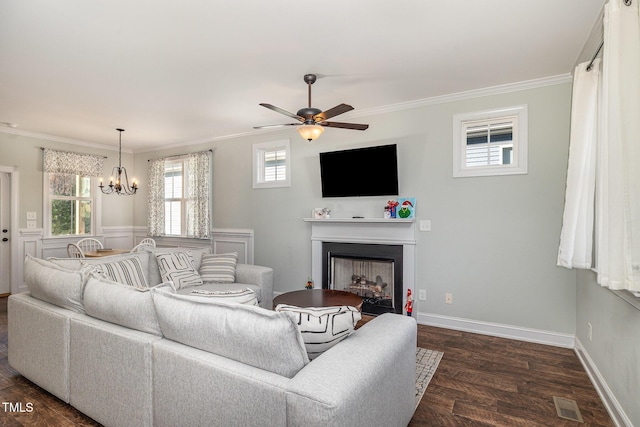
419, 220, 431, 232
418, 290, 427, 301
26, 211, 36, 220
445, 293, 453, 304
588, 322, 592, 341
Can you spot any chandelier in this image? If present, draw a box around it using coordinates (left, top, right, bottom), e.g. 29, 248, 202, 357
99, 128, 138, 195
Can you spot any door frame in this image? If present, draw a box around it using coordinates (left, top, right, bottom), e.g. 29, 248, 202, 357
0, 166, 19, 294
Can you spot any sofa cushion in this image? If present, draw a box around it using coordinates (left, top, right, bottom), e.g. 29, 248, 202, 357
199, 252, 238, 283
151, 289, 309, 377
81, 256, 148, 288
275, 304, 362, 360
145, 246, 211, 285
186, 287, 258, 306
155, 252, 203, 289
24, 254, 86, 313
176, 282, 262, 305
83, 277, 174, 336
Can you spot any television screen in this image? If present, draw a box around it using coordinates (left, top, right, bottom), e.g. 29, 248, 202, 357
319, 144, 399, 197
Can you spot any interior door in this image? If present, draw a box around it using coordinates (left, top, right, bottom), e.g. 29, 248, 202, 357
0, 172, 11, 295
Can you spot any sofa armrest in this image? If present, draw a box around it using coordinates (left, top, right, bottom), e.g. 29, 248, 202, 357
285, 313, 417, 427
235, 264, 274, 309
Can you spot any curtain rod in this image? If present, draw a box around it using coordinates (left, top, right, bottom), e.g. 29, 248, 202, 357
40, 147, 107, 159
147, 149, 213, 162
586, 0, 633, 72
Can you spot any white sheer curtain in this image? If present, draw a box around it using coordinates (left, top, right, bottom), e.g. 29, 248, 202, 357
596, 0, 640, 294
557, 59, 599, 269
186, 151, 211, 239
558, 0, 640, 296
147, 158, 166, 237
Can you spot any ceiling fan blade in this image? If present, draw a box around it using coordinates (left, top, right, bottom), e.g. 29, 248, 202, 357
253, 123, 299, 129
259, 103, 304, 122
313, 103, 354, 121
321, 121, 369, 131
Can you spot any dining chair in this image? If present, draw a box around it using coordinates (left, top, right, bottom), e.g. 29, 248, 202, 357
130, 237, 157, 253
67, 243, 85, 259
76, 237, 104, 253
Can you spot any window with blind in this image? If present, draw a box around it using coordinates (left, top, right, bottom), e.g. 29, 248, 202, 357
253, 139, 291, 188
453, 105, 528, 177
164, 160, 185, 236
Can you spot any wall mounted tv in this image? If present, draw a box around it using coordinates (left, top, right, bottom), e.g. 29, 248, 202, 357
319, 144, 399, 198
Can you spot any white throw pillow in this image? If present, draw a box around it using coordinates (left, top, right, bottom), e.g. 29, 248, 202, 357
199, 252, 238, 283
81, 256, 148, 288
155, 252, 203, 289
188, 287, 257, 305
275, 304, 362, 360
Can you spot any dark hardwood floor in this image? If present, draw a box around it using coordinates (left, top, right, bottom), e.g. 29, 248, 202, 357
0, 297, 612, 426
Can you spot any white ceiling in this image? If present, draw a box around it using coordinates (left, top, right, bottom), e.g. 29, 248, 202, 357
0, 0, 604, 152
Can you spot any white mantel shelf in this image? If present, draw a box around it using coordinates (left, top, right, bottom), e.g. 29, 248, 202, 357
303, 218, 415, 223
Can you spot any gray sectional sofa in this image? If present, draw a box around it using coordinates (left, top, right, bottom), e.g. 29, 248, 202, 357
8, 249, 417, 427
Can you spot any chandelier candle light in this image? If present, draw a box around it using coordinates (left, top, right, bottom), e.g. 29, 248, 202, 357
99, 128, 138, 195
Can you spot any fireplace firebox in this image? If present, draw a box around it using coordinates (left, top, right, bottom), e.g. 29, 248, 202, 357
322, 242, 403, 315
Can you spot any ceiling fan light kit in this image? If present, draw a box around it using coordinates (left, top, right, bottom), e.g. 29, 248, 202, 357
255, 74, 369, 141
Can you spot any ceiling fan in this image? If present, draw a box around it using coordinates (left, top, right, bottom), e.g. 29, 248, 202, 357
254, 74, 369, 141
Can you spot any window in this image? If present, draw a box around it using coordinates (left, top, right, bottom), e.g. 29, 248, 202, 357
253, 139, 291, 188
164, 160, 185, 236
148, 151, 211, 238
46, 173, 95, 236
453, 105, 528, 177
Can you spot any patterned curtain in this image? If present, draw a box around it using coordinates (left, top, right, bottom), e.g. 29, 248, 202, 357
43, 148, 104, 176
186, 151, 211, 239
147, 158, 166, 237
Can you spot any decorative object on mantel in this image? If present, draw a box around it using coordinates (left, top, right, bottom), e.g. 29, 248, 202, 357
99, 128, 138, 195
386, 200, 399, 218
305, 277, 314, 290
397, 198, 416, 219
313, 208, 331, 219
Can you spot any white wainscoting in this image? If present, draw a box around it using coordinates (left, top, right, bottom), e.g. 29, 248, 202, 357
14, 226, 254, 293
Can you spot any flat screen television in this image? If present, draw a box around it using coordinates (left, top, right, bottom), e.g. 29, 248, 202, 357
319, 144, 399, 197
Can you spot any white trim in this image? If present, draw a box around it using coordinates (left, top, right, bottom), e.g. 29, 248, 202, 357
0, 166, 20, 294
416, 311, 575, 348
574, 338, 631, 427
211, 228, 254, 265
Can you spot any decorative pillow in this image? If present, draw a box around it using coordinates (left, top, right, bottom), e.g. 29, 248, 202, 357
48, 251, 152, 286
188, 287, 257, 306
24, 254, 86, 313
151, 288, 309, 377
84, 278, 175, 336
145, 246, 211, 286
155, 252, 203, 289
275, 304, 362, 360
81, 256, 148, 288
199, 252, 238, 283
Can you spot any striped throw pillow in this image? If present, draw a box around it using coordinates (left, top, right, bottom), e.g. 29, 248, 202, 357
156, 252, 203, 289
189, 288, 257, 306
275, 304, 362, 360
82, 257, 148, 288
199, 252, 238, 284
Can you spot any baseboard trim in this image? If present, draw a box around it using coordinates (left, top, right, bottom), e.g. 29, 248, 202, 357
574, 339, 631, 427
416, 312, 575, 348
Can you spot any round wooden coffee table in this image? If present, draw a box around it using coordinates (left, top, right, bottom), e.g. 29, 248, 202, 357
273, 289, 363, 311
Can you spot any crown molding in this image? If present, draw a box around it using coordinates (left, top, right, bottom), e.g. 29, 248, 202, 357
0, 127, 132, 153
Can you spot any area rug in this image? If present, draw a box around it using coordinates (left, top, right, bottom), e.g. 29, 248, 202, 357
415, 347, 444, 408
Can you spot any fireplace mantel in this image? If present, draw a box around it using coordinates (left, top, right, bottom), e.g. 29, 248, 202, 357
305, 218, 416, 302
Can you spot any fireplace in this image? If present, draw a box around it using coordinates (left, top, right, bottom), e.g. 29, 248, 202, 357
322, 242, 403, 315
306, 217, 416, 316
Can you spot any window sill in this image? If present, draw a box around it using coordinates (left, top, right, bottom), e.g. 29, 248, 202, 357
611, 289, 640, 311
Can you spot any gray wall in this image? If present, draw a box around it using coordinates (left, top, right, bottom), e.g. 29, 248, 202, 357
133, 81, 577, 334
576, 270, 640, 426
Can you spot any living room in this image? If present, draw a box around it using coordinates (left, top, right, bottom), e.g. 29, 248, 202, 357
1, 1, 639, 426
